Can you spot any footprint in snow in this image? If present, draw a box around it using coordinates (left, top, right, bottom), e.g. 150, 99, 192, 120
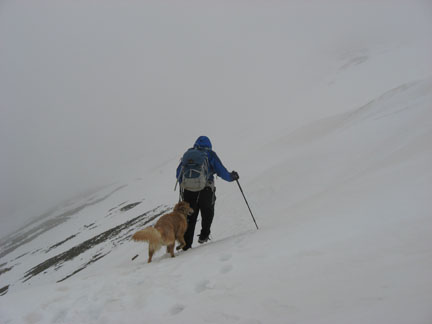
170, 303, 186, 315
235, 236, 245, 246
219, 253, 233, 273
220, 264, 233, 274
195, 279, 213, 293
219, 253, 232, 262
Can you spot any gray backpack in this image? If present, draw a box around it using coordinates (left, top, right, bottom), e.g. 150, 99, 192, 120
178, 148, 210, 192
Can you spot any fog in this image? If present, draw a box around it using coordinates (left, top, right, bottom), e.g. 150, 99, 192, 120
1, 0, 429, 236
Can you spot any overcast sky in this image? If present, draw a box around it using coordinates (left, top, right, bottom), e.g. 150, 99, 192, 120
1, 0, 430, 236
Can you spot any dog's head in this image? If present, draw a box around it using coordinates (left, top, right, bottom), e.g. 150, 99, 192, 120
174, 201, 194, 216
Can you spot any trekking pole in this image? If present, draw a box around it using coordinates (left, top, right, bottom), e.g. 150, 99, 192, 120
236, 180, 259, 230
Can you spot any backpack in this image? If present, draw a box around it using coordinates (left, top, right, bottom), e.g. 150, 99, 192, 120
178, 147, 211, 192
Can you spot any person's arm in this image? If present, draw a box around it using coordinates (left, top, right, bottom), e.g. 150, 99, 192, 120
210, 151, 236, 182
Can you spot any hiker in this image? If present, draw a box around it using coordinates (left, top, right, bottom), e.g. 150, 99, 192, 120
176, 136, 239, 250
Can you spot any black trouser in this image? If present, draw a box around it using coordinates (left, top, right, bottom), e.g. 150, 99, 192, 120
182, 186, 216, 248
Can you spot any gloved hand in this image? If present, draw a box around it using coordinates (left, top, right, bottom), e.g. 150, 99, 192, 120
230, 171, 239, 181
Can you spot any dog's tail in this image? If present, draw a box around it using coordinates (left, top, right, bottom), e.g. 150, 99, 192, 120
132, 227, 162, 245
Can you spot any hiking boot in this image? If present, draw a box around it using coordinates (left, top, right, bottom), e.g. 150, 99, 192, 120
181, 245, 191, 251
198, 234, 210, 244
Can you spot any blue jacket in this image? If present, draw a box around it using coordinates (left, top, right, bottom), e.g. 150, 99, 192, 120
176, 136, 233, 184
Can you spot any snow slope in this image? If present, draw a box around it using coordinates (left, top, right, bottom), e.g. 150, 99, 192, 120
1, 78, 431, 323
1, 1, 432, 324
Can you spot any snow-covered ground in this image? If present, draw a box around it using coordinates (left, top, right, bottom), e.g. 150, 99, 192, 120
1, 1, 432, 323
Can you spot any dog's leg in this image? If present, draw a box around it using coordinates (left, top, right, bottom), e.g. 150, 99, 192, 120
176, 240, 186, 250
167, 244, 175, 258
176, 228, 187, 250
148, 248, 154, 263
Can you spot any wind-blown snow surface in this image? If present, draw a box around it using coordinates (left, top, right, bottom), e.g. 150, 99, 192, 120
1, 1, 432, 324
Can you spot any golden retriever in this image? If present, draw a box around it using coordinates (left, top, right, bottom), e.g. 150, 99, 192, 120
132, 201, 193, 263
